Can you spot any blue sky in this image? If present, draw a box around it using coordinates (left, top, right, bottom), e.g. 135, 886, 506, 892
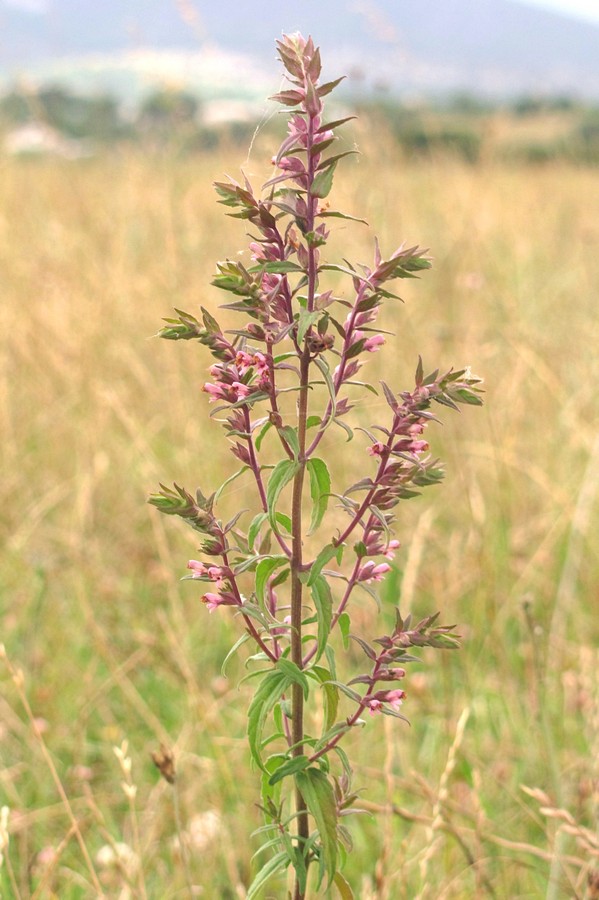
4, 0, 599, 20
4, 0, 599, 26
521, 0, 599, 24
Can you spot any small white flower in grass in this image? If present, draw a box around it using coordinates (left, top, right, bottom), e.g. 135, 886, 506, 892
96, 841, 139, 876
0, 805, 10, 870
187, 810, 223, 853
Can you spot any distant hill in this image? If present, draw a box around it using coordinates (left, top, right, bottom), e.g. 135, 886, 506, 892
1, 0, 599, 97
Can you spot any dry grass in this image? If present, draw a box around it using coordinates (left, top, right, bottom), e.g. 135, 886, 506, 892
1, 141, 598, 898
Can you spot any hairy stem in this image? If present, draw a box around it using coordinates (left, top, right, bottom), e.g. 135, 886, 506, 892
292, 100, 319, 899
290, 348, 311, 888
244, 408, 292, 558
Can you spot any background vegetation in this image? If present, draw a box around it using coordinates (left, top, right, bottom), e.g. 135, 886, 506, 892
1, 121, 598, 897
2, 83, 599, 164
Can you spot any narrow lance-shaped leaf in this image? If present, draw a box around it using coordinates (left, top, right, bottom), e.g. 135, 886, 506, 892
276, 658, 310, 699
295, 768, 338, 888
255, 556, 288, 606
310, 575, 333, 662
311, 666, 339, 732
307, 543, 339, 586
247, 671, 291, 770
311, 161, 338, 199
312, 355, 336, 430
297, 309, 322, 345
247, 512, 268, 551
246, 850, 289, 900
307, 457, 331, 535
268, 754, 311, 786
334, 871, 355, 900
266, 458, 299, 532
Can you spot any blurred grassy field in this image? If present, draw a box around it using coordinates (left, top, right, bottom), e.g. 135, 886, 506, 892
1, 137, 598, 899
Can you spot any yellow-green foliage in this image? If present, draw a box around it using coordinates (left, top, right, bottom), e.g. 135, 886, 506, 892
1, 143, 598, 898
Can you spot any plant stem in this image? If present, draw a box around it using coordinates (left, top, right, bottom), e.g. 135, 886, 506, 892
291, 93, 318, 900
290, 349, 311, 896
243, 408, 292, 558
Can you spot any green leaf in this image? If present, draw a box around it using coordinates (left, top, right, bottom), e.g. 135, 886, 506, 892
320, 263, 358, 278
276, 658, 310, 699
255, 420, 272, 451
278, 425, 300, 459
317, 75, 346, 97
334, 871, 355, 899
296, 768, 338, 887
247, 671, 291, 770
214, 466, 249, 502
350, 634, 377, 660
338, 613, 351, 650
266, 459, 299, 532
239, 602, 271, 629
220, 633, 250, 677
452, 388, 484, 406
332, 417, 354, 442
307, 458, 331, 535
260, 752, 286, 809
247, 850, 289, 900
311, 161, 337, 199
326, 681, 362, 704
248, 512, 268, 551
379, 705, 410, 722
268, 754, 311, 786
310, 576, 333, 663
312, 666, 339, 732
312, 355, 336, 429
316, 150, 358, 171
274, 511, 292, 535
290, 843, 308, 897
314, 721, 352, 753
297, 309, 322, 344
317, 115, 356, 132
250, 260, 304, 274
345, 379, 378, 395
318, 210, 368, 225
255, 556, 288, 606
308, 543, 339, 586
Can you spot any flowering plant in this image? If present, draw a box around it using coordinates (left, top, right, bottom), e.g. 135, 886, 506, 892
150, 33, 483, 899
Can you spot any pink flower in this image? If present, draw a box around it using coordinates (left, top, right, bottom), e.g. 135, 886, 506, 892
231, 381, 251, 399
393, 438, 429, 454
201, 589, 239, 613
367, 698, 383, 716
271, 614, 292, 637
235, 351, 255, 374
384, 540, 401, 560
206, 566, 227, 590
334, 359, 362, 384
235, 352, 269, 384
202, 381, 252, 404
202, 382, 227, 402
368, 442, 386, 457
261, 272, 282, 294
287, 114, 308, 147
313, 128, 334, 146
384, 689, 406, 710
253, 352, 268, 372
367, 688, 406, 714
278, 155, 305, 174
202, 592, 224, 613
187, 559, 208, 577
249, 241, 279, 261
358, 561, 392, 584
257, 369, 271, 391
364, 334, 385, 353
